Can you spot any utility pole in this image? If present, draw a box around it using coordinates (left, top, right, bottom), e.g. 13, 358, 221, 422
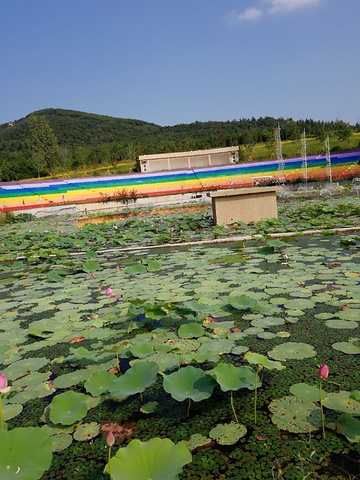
301, 129, 307, 186
325, 134, 332, 184
275, 123, 285, 184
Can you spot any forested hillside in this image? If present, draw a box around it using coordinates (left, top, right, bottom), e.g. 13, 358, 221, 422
0, 108, 359, 181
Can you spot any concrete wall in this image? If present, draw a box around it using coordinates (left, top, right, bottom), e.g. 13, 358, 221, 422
211, 187, 281, 225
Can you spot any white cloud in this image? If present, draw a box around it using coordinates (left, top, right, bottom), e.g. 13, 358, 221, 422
227, 0, 322, 25
231, 7, 264, 22
267, 0, 321, 14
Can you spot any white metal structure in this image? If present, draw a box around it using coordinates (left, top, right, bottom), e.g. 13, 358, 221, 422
325, 134, 333, 184
275, 124, 285, 184
301, 129, 308, 186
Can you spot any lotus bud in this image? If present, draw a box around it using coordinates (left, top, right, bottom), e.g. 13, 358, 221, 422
105, 287, 114, 297
106, 431, 115, 447
317, 364, 329, 380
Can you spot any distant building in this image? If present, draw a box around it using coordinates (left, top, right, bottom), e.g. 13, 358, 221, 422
138, 146, 239, 173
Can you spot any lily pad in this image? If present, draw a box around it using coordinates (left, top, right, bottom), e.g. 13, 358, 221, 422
178, 323, 205, 339
332, 342, 360, 354
244, 352, 285, 371
104, 438, 192, 480
0, 427, 53, 479
140, 401, 158, 414
209, 422, 247, 445
289, 383, 322, 402
210, 363, 260, 391
163, 366, 216, 402
73, 422, 100, 442
84, 371, 116, 397
51, 433, 73, 452
109, 361, 158, 399
268, 342, 316, 361
325, 320, 358, 329
183, 434, 212, 451
336, 413, 360, 443
2, 403, 23, 421
49, 391, 89, 426
322, 391, 360, 415
269, 396, 322, 433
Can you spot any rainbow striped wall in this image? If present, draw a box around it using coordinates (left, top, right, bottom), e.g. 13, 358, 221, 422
1, 151, 359, 212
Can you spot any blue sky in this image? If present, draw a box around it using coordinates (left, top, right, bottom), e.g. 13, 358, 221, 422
1, 0, 359, 126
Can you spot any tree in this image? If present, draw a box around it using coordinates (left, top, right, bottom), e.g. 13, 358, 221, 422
335, 120, 352, 144
27, 115, 60, 177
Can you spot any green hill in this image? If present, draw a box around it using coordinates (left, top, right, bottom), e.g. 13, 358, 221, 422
0, 108, 359, 181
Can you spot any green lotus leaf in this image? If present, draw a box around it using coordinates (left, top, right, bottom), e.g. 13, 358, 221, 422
257, 331, 277, 339
210, 364, 260, 392
47, 271, 64, 282
51, 433, 73, 452
12, 372, 51, 388
332, 342, 360, 354
84, 371, 116, 397
81, 260, 101, 273
178, 323, 205, 339
183, 433, 212, 451
285, 299, 315, 310
146, 260, 162, 272
209, 422, 247, 445
146, 353, 181, 372
2, 403, 23, 421
182, 300, 210, 313
268, 342, 316, 361
49, 391, 89, 426
337, 309, 360, 321
325, 320, 358, 329
336, 413, 360, 443
244, 351, 285, 370
350, 391, 360, 402
130, 342, 154, 358
269, 396, 321, 433
140, 401, 158, 414
2, 357, 49, 381
53, 369, 92, 388
163, 366, 216, 402
196, 338, 235, 358
0, 427, 53, 480
125, 263, 147, 275
231, 345, 249, 355
289, 383, 322, 402
104, 438, 191, 480
322, 392, 360, 416
8, 382, 55, 405
228, 295, 268, 313
251, 317, 284, 328
73, 422, 100, 442
109, 361, 158, 399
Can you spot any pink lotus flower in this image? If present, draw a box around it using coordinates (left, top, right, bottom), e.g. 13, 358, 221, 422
318, 364, 329, 380
0, 373, 11, 394
105, 287, 114, 297
91, 273, 96, 278
106, 431, 115, 447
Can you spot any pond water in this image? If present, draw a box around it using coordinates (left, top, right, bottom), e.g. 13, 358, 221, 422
0, 234, 359, 479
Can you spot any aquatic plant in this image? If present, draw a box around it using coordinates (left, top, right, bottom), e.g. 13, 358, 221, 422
210, 363, 260, 424
318, 364, 329, 440
106, 431, 115, 480
104, 437, 192, 480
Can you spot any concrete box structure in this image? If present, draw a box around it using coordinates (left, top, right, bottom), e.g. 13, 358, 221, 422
211, 186, 282, 225
138, 146, 239, 173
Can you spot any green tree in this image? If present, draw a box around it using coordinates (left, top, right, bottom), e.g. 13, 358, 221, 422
335, 120, 352, 144
27, 115, 60, 177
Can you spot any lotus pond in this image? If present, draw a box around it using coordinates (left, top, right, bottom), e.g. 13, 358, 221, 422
0, 196, 359, 480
